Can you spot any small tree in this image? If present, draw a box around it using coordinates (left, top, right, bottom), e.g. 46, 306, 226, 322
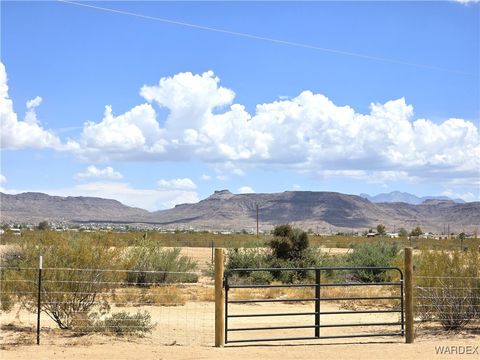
269, 224, 309, 261
398, 228, 409, 238
2, 231, 123, 329
37, 221, 50, 230
410, 226, 423, 237
376, 224, 386, 236
458, 232, 466, 251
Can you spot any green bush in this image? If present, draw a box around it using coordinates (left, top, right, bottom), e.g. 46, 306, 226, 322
0, 247, 25, 312
346, 241, 400, 282
269, 225, 309, 261
225, 226, 331, 284
126, 239, 198, 285
226, 247, 269, 272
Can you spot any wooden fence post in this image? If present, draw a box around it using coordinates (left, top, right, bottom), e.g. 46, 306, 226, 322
404, 247, 414, 343
215, 248, 225, 347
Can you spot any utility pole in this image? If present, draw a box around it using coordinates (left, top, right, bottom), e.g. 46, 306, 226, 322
256, 204, 259, 238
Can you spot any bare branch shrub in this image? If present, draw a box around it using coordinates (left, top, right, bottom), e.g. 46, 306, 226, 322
414, 248, 479, 331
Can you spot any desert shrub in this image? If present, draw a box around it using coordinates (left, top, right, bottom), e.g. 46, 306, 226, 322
346, 241, 400, 282
228, 270, 274, 285
249, 271, 274, 284
74, 310, 155, 336
1, 231, 123, 329
269, 225, 309, 261
414, 248, 479, 330
226, 247, 269, 272
0, 246, 25, 312
225, 247, 271, 283
225, 226, 346, 284
126, 239, 198, 285
267, 225, 317, 282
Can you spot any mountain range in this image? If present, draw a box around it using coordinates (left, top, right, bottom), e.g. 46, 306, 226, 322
1, 190, 478, 233
360, 191, 465, 205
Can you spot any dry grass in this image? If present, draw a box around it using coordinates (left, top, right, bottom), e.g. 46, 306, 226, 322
111, 286, 186, 307
109, 285, 215, 307
227, 283, 400, 309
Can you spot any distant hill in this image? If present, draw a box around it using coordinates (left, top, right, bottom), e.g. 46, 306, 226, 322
360, 191, 465, 205
0, 192, 149, 224
1, 190, 478, 233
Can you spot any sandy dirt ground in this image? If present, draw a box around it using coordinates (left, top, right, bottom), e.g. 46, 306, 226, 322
1, 332, 479, 360
2, 302, 479, 360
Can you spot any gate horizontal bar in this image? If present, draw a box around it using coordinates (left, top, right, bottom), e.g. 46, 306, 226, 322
319, 322, 402, 328
228, 296, 401, 304
227, 266, 403, 272
229, 283, 315, 289
226, 336, 319, 343
226, 332, 403, 343
319, 309, 402, 315
227, 322, 402, 332
228, 298, 317, 304
319, 296, 402, 301
228, 312, 317, 318
228, 309, 401, 318
318, 282, 402, 287
228, 325, 316, 331
228, 282, 402, 289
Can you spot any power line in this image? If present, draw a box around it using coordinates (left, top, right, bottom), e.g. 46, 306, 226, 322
58, 0, 474, 76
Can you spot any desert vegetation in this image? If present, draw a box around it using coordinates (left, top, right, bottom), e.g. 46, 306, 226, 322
1, 226, 478, 340
0, 231, 199, 333
2, 227, 479, 251
414, 248, 480, 330
226, 225, 402, 284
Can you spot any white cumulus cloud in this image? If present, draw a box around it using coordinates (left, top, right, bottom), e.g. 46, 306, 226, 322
2, 64, 478, 196
0, 174, 6, 192
454, 0, 479, 4
158, 178, 197, 190
238, 186, 255, 194
0, 63, 61, 149
70, 104, 167, 161
26, 96, 42, 109
65, 70, 478, 191
75, 165, 123, 180
441, 189, 476, 202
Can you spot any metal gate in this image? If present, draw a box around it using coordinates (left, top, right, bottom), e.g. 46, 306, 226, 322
224, 266, 404, 344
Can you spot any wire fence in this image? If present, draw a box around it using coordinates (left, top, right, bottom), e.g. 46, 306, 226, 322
0, 266, 214, 347
413, 275, 480, 334
1, 266, 479, 347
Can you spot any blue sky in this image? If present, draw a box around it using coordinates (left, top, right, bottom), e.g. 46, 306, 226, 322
1, 0, 479, 210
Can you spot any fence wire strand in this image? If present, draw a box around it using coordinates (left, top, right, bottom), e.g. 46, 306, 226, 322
1, 266, 214, 347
